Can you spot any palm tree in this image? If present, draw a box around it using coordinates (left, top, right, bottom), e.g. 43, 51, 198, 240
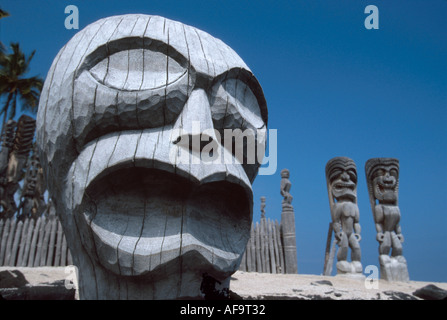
0, 8, 10, 61
0, 43, 43, 128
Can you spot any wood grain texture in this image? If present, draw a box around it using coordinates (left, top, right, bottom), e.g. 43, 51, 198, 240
36, 14, 267, 299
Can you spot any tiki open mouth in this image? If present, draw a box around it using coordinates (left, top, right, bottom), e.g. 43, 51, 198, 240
333, 182, 355, 192
80, 166, 252, 277
376, 180, 397, 195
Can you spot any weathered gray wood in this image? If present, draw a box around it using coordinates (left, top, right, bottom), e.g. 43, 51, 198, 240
267, 220, 272, 273
67, 249, 73, 265
54, 220, 63, 267
4, 218, 17, 265
265, 218, 270, 273
0, 218, 11, 264
250, 223, 256, 272
0, 220, 4, 247
281, 204, 298, 274
16, 218, 30, 266
21, 218, 35, 266
34, 216, 46, 266
240, 245, 247, 271
246, 227, 252, 272
236, 216, 293, 275
255, 222, 261, 272
323, 222, 334, 276
268, 219, 275, 274
46, 218, 57, 266
9, 220, 23, 266
36, 14, 266, 299
326, 157, 363, 277
264, 219, 270, 273
365, 157, 409, 282
325, 235, 337, 276
61, 234, 67, 266
28, 217, 42, 267
39, 219, 52, 266
280, 169, 298, 274
276, 220, 285, 274
259, 218, 265, 272
272, 219, 280, 273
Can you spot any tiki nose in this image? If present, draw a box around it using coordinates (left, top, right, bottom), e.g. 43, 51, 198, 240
383, 171, 395, 184
171, 88, 218, 153
341, 171, 350, 181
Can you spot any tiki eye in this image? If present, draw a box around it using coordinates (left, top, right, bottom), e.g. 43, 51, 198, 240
210, 78, 264, 131
390, 168, 398, 178
373, 169, 384, 179
348, 169, 357, 183
89, 48, 187, 91
329, 169, 343, 183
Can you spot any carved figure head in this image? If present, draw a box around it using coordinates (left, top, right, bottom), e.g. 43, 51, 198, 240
280, 168, 289, 179
365, 158, 399, 205
36, 14, 267, 299
260, 196, 266, 216
325, 157, 357, 203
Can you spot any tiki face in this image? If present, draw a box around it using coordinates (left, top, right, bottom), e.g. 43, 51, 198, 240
36, 14, 267, 283
325, 157, 357, 202
366, 158, 399, 205
280, 169, 289, 179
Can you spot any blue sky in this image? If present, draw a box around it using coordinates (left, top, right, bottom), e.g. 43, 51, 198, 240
1, 0, 446, 282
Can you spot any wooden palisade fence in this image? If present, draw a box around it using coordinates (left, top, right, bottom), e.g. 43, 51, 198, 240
0, 216, 72, 267
239, 217, 285, 274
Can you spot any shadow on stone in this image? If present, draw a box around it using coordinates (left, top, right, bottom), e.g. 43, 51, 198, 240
0, 270, 29, 288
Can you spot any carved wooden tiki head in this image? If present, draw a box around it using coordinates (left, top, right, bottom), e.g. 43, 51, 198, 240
325, 156, 358, 205
365, 158, 399, 206
36, 14, 267, 299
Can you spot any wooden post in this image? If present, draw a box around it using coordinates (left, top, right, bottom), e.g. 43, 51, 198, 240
246, 230, 252, 272
16, 218, 30, 266
21, 218, 35, 266
260, 219, 265, 272
67, 249, 73, 265
281, 203, 298, 274
46, 218, 57, 266
34, 216, 46, 267
61, 234, 67, 266
263, 218, 270, 273
272, 219, 280, 273
0, 219, 4, 247
276, 220, 285, 274
323, 222, 334, 276
0, 218, 11, 265
4, 218, 17, 265
255, 222, 261, 272
239, 246, 247, 271
9, 220, 23, 266
54, 220, 63, 266
28, 217, 42, 267
250, 223, 256, 272
268, 219, 276, 274
40, 219, 52, 266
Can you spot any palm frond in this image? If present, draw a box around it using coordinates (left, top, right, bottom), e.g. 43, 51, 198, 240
0, 42, 43, 121
0, 9, 10, 19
